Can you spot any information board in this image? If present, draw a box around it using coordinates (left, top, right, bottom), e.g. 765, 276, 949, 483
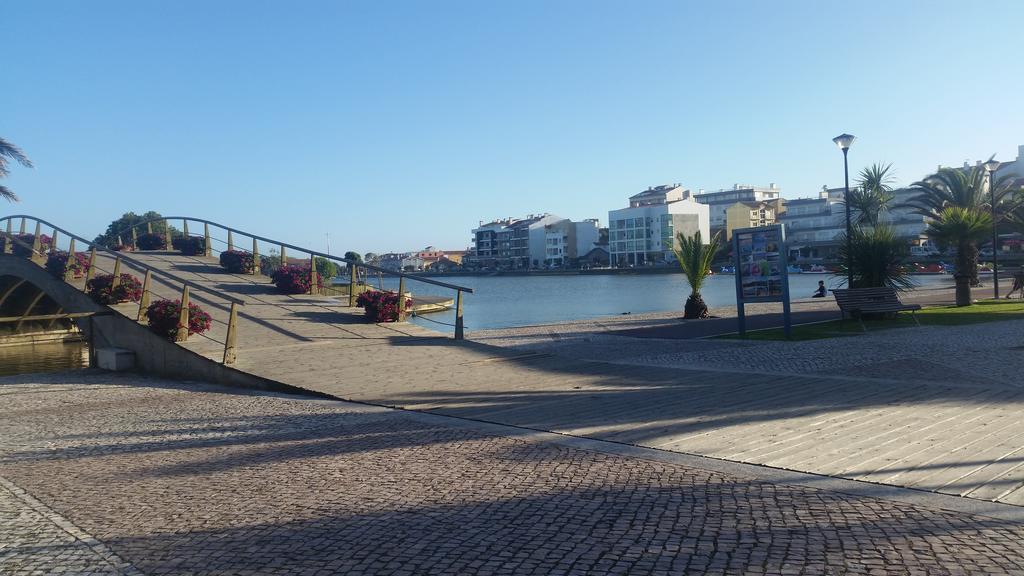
733, 224, 792, 337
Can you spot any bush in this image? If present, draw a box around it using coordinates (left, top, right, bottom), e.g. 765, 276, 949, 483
11, 233, 52, 258
837, 226, 916, 291
45, 251, 91, 279
355, 290, 411, 323
271, 264, 323, 294
86, 273, 143, 304
218, 250, 256, 274
144, 299, 212, 342
135, 232, 167, 251
172, 236, 206, 256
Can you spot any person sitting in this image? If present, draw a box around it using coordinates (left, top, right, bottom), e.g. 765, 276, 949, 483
812, 280, 827, 298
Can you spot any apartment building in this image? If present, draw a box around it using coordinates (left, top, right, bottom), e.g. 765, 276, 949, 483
693, 184, 781, 232
607, 184, 709, 267
724, 199, 784, 240
469, 214, 601, 269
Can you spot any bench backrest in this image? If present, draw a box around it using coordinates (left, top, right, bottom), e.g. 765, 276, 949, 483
831, 287, 903, 310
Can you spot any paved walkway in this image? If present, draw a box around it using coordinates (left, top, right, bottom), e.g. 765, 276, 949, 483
72, 251, 1024, 505
3, 372, 1024, 575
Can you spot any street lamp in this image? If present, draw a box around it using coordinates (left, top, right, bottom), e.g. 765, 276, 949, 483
984, 159, 1001, 298
833, 133, 856, 288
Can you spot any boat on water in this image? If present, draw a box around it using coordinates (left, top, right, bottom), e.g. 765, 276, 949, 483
719, 266, 736, 274
909, 263, 947, 275
787, 265, 802, 274
803, 265, 831, 274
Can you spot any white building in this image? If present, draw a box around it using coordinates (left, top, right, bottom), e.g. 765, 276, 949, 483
470, 214, 601, 269
607, 184, 710, 267
543, 218, 600, 267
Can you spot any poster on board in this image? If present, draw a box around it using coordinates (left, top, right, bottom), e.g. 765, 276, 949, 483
732, 224, 792, 337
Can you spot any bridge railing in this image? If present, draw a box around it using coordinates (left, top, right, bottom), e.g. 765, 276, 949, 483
102, 216, 474, 339
0, 215, 246, 364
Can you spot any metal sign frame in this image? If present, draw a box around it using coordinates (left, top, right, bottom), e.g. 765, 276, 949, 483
732, 223, 791, 338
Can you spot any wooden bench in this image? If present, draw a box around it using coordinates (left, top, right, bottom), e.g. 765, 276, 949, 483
831, 287, 921, 332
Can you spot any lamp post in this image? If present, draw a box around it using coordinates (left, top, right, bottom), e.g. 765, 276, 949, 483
984, 159, 1001, 299
833, 133, 856, 288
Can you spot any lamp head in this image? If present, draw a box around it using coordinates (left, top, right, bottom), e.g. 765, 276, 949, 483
983, 159, 1001, 173
832, 133, 856, 151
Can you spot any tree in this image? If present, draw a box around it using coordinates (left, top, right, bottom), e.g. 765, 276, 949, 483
926, 206, 992, 306
0, 137, 33, 202
344, 251, 362, 263
314, 257, 337, 279
902, 166, 1019, 286
848, 162, 896, 226
93, 211, 179, 248
363, 252, 378, 263
672, 230, 721, 319
836, 226, 915, 291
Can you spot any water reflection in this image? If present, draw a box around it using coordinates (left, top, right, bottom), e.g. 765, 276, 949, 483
0, 341, 89, 377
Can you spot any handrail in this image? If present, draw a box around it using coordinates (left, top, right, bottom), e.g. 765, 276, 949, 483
103, 215, 474, 294
0, 215, 246, 305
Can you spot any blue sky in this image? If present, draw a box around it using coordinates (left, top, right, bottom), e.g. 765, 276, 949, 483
3, 1, 1022, 253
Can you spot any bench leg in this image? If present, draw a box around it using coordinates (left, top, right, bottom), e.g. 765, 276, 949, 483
857, 313, 867, 333
910, 310, 920, 327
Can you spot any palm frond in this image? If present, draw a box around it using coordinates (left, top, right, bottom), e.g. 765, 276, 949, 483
0, 137, 33, 178
672, 230, 721, 295
837, 225, 915, 291
0, 184, 18, 202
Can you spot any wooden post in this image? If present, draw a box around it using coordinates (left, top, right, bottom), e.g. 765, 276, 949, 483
227, 230, 234, 252
175, 285, 190, 342
182, 219, 189, 239
64, 239, 76, 281
112, 256, 122, 288
147, 221, 153, 234
204, 223, 211, 257
31, 222, 43, 263
164, 220, 172, 250
19, 218, 25, 234
397, 276, 406, 321
348, 263, 358, 306
50, 229, 60, 256
455, 290, 465, 340
5, 219, 11, 234
130, 226, 138, 249
279, 245, 286, 265
137, 270, 152, 322
85, 247, 97, 282
309, 254, 318, 295
223, 302, 238, 364
252, 238, 261, 275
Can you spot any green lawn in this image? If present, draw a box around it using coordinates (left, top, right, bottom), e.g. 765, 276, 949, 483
721, 299, 1024, 341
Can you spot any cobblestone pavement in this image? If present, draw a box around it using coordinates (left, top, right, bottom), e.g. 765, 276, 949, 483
474, 318, 1024, 389
3, 372, 1024, 575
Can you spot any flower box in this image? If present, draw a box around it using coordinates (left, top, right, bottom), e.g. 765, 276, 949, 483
355, 290, 411, 323
271, 264, 323, 295
144, 299, 212, 342
45, 251, 91, 280
135, 232, 168, 251
218, 250, 256, 274
86, 273, 143, 304
172, 236, 206, 256
11, 233, 52, 258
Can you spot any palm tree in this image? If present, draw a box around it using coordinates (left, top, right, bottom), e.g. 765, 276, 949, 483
836, 225, 915, 291
903, 165, 1019, 286
0, 137, 33, 202
926, 206, 992, 306
848, 162, 896, 226
672, 229, 721, 319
